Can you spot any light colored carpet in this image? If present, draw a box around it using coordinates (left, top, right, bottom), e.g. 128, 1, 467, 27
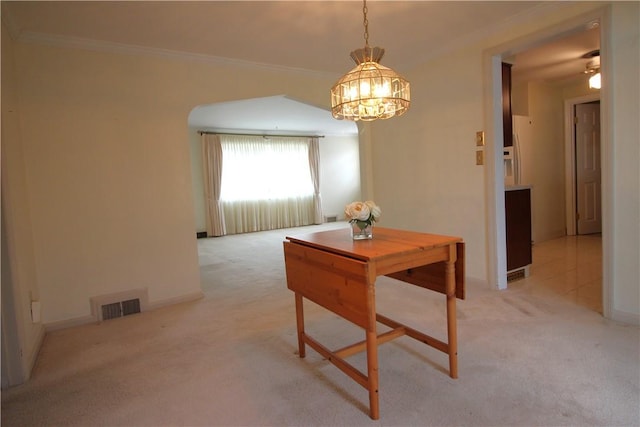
2, 223, 639, 426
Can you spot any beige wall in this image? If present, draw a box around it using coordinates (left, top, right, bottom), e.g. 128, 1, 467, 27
526, 81, 567, 243
317, 135, 362, 220
609, 2, 639, 319
370, 46, 488, 280
5, 37, 337, 327
512, 82, 530, 117
1, 23, 44, 382
188, 130, 206, 232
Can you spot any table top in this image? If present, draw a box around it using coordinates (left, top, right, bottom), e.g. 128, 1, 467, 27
286, 226, 462, 262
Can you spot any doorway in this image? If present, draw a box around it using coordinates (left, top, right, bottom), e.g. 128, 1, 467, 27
485, 10, 609, 316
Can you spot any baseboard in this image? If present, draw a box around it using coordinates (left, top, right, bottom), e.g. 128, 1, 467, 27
610, 308, 640, 326
44, 314, 96, 332
147, 291, 205, 311
535, 229, 567, 244
44, 291, 205, 332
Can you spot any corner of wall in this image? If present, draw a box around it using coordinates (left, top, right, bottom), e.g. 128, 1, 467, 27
22, 324, 45, 381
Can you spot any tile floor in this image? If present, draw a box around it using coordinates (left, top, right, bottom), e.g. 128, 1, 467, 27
508, 234, 603, 313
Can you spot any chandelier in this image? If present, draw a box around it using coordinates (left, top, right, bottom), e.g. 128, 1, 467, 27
330, 0, 410, 121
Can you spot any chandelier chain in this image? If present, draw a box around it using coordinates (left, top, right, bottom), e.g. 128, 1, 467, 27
362, 0, 369, 48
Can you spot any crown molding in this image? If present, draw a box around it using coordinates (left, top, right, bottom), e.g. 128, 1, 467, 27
16, 30, 337, 79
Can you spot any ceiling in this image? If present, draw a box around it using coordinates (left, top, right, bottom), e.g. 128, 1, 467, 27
2, 1, 600, 134
509, 24, 600, 85
190, 95, 358, 136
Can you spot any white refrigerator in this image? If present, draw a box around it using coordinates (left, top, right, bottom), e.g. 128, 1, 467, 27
504, 115, 534, 187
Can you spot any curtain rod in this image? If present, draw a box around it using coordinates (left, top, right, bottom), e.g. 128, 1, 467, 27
198, 131, 324, 138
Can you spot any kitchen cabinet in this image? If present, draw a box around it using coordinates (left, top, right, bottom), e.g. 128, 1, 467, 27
502, 62, 513, 147
505, 187, 532, 272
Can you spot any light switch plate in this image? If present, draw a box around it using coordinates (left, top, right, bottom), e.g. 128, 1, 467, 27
476, 131, 485, 146
476, 150, 484, 165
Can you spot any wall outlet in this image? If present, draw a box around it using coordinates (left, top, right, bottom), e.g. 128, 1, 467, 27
476, 150, 484, 165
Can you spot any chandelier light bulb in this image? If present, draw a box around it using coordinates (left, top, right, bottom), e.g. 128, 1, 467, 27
360, 80, 371, 97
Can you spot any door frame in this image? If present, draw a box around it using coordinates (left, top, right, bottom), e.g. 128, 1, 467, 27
564, 94, 600, 236
482, 7, 611, 318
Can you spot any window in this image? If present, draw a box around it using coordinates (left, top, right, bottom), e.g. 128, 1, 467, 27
220, 135, 313, 201
202, 134, 320, 235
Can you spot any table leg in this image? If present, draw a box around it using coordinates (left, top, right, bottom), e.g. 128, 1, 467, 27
365, 279, 380, 420
365, 329, 380, 420
295, 293, 306, 358
445, 259, 458, 378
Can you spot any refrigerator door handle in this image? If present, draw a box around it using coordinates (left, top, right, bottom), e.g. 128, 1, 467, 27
513, 132, 522, 185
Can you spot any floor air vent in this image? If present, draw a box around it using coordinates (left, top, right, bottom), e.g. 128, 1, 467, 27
507, 268, 526, 282
91, 289, 148, 322
101, 298, 141, 321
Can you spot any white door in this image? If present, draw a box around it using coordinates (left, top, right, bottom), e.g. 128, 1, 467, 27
575, 102, 602, 235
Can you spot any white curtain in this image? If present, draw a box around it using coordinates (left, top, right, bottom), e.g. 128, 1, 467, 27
309, 137, 323, 224
218, 135, 319, 234
201, 134, 226, 237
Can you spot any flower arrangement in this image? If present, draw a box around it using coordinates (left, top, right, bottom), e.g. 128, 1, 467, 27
345, 200, 381, 230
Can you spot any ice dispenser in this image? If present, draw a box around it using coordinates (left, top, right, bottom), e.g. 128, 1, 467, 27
504, 146, 514, 186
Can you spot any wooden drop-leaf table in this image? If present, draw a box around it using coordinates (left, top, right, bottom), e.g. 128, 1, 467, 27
283, 227, 465, 420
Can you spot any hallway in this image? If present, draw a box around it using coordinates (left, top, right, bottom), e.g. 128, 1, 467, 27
509, 234, 603, 314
